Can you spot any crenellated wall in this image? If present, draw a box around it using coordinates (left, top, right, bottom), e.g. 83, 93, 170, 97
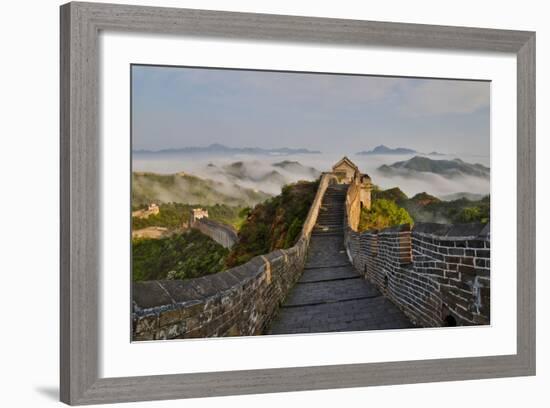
132, 173, 337, 340
344, 188, 491, 327
190, 218, 239, 249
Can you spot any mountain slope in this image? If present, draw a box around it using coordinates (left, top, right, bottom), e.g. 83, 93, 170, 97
374, 186, 490, 224
272, 160, 321, 179
372, 186, 408, 203
132, 172, 270, 207
439, 192, 487, 201
378, 156, 490, 179
225, 180, 319, 267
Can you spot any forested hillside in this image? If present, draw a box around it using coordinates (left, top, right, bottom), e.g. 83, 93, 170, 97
132, 202, 246, 231
132, 171, 270, 208
225, 180, 319, 267
132, 230, 229, 282
359, 185, 490, 231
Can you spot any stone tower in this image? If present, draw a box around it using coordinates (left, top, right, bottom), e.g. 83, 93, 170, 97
331, 157, 372, 230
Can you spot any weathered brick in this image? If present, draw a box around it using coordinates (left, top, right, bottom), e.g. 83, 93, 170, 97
476, 249, 490, 258
134, 314, 159, 334
467, 240, 485, 248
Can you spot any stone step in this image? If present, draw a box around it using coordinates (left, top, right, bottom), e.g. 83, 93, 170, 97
299, 265, 358, 283
311, 232, 344, 237
281, 277, 380, 307
313, 225, 343, 230
266, 296, 415, 335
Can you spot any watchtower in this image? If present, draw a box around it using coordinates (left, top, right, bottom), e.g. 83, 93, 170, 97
192, 208, 209, 222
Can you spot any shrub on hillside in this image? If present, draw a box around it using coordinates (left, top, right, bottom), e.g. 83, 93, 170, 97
358, 199, 413, 232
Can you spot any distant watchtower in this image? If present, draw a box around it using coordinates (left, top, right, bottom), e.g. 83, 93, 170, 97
332, 156, 359, 184
192, 208, 209, 222
330, 157, 373, 229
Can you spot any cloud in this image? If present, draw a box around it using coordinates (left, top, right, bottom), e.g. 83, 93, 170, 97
398, 80, 489, 117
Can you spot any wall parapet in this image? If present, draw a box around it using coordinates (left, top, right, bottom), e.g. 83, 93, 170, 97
344, 220, 490, 327
132, 173, 336, 340
343, 183, 490, 327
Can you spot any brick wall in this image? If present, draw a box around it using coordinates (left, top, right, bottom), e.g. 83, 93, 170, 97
132, 173, 337, 340
344, 201, 490, 327
190, 218, 238, 249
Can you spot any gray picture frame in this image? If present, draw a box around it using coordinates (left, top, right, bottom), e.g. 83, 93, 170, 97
60, 2, 536, 405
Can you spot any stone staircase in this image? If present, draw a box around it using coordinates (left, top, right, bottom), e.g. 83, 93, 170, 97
312, 184, 347, 237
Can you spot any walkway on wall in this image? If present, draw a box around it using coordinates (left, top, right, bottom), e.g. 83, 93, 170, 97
268, 184, 413, 334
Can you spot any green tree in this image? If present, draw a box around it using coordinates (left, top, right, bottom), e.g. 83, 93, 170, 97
359, 199, 413, 231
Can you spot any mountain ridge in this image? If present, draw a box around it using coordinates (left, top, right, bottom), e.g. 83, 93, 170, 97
378, 155, 490, 179
132, 171, 271, 208
133, 143, 321, 155
357, 144, 417, 155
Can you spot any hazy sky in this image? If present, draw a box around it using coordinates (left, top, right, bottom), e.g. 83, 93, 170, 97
132, 65, 490, 156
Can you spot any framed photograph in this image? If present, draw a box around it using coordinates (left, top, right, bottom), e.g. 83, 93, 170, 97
60, 2, 535, 405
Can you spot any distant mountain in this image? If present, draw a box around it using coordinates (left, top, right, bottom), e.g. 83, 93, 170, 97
259, 170, 287, 185
378, 156, 490, 179
132, 171, 271, 208
206, 160, 321, 193
272, 160, 321, 179
133, 143, 321, 155
410, 192, 441, 206
221, 161, 286, 185
427, 151, 446, 156
357, 145, 417, 155
372, 187, 408, 203
221, 161, 253, 179
439, 192, 487, 202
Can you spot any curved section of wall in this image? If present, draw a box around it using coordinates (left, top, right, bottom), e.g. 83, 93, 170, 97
191, 219, 238, 249
344, 185, 491, 327
132, 173, 336, 340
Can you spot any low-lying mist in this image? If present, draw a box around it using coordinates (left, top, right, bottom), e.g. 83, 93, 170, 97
132, 152, 490, 201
